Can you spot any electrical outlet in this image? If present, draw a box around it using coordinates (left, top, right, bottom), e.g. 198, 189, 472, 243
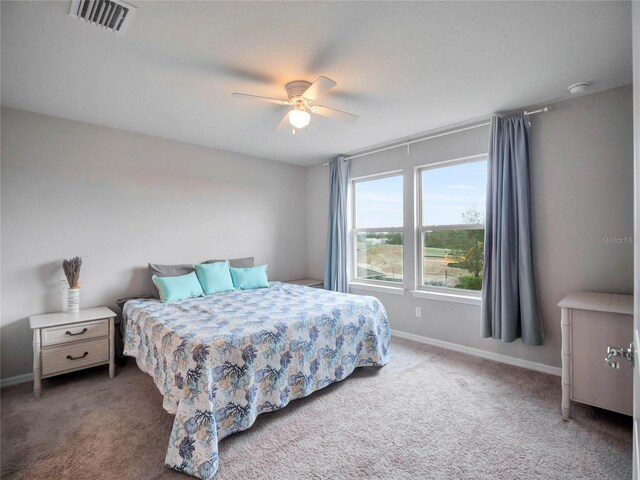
416, 307, 422, 317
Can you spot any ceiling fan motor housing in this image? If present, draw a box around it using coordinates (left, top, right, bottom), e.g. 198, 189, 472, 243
285, 80, 312, 104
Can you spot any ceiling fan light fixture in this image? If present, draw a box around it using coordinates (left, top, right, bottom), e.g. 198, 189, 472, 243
289, 109, 311, 129
232, 76, 358, 132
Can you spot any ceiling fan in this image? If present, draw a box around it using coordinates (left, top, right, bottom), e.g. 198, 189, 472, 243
232, 76, 358, 134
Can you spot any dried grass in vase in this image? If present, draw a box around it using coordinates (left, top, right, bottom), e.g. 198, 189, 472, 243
63, 256, 82, 289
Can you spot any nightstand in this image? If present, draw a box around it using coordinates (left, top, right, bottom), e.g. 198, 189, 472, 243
29, 306, 117, 399
287, 278, 324, 288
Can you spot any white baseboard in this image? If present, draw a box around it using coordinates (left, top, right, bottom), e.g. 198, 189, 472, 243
391, 329, 561, 377
1, 372, 34, 389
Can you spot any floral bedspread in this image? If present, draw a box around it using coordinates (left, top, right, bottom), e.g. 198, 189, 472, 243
123, 281, 390, 479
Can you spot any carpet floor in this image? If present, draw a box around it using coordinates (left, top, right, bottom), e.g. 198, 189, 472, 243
1, 337, 632, 479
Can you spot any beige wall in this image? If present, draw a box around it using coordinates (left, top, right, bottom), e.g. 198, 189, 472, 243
306, 85, 634, 368
1, 108, 307, 379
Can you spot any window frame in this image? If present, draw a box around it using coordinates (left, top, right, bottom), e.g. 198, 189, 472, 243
351, 170, 404, 287
415, 154, 488, 296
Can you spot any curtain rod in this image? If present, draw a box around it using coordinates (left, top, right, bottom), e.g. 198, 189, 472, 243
321, 106, 551, 166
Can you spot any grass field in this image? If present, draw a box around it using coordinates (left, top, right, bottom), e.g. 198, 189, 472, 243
424, 247, 447, 257
357, 244, 479, 288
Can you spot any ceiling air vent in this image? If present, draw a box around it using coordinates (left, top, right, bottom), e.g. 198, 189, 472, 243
69, 0, 136, 35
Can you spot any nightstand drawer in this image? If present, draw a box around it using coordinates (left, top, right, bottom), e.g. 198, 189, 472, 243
42, 338, 109, 376
41, 319, 108, 346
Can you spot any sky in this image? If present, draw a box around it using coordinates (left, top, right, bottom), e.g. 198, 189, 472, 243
355, 159, 487, 228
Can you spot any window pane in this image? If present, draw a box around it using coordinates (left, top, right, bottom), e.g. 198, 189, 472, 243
422, 229, 484, 290
422, 160, 487, 226
355, 175, 403, 228
356, 232, 403, 283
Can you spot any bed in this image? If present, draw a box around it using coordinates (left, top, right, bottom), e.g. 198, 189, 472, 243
123, 281, 390, 479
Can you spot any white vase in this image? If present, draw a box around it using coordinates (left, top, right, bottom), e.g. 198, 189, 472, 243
67, 288, 80, 312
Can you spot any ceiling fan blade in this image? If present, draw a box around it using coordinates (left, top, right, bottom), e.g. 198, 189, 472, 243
302, 76, 337, 101
232, 93, 290, 106
275, 111, 292, 130
311, 105, 359, 124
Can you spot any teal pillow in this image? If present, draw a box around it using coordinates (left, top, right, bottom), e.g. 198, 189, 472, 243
230, 265, 269, 290
152, 272, 204, 302
193, 261, 235, 295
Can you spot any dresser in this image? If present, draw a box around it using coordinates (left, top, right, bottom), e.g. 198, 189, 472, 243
29, 306, 117, 399
559, 292, 633, 419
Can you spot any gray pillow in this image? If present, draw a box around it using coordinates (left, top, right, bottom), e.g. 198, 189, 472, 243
148, 263, 195, 298
204, 257, 255, 268
148, 263, 195, 278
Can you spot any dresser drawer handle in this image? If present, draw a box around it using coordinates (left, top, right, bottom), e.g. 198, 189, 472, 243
65, 328, 88, 336
66, 352, 89, 360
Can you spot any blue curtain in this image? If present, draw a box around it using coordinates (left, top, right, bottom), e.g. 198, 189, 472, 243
481, 115, 544, 345
324, 156, 350, 292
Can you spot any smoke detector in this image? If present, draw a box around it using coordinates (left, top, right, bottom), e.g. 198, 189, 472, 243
69, 0, 137, 35
568, 82, 591, 95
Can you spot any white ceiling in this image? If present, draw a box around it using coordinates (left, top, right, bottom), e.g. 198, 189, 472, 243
1, 1, 632, 166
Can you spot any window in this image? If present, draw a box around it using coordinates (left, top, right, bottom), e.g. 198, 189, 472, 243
352, 172, 403, 284
418, 157, 487, 292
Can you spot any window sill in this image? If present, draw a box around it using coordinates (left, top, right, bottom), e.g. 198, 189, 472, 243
411, 289, 481, 305
349, 282, 406, 296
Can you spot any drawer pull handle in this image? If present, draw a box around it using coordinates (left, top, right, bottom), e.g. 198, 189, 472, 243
65, 328, 88, 336
66, 352, 89, 360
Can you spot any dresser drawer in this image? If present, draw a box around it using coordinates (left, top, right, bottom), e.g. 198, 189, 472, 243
41, 319, 108, 346
42, 338, 109, 376
570, 309, 633, 415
